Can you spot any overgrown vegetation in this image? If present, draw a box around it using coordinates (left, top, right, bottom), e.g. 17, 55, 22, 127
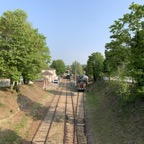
86, 81, 144, 143
84, 3, 144, 107
105, 2, 144, 102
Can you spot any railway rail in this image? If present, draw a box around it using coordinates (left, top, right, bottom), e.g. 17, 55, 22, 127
31, 82, 65, 144
63, 81, 77, 144
30, 79, 88, 144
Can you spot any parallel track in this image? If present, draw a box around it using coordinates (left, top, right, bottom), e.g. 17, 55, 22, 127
31, 83, 65, 144
30, 79, 88, 144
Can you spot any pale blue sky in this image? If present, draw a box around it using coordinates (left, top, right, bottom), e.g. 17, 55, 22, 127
0, 0, 143, 65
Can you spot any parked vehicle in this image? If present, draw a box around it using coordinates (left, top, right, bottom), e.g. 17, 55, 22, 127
53, 78, 59, 83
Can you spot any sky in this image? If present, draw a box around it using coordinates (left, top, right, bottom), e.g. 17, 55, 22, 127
0, 0, 144, 65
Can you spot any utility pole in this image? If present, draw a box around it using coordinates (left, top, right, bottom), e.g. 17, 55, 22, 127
75, 61, 77, 86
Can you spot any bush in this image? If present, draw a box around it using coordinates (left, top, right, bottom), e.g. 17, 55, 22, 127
117, 82, 137, 105
137, 86, 144, 99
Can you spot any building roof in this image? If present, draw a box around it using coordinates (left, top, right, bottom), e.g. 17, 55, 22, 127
45, 67, 55, 70
42, 71, 53, 76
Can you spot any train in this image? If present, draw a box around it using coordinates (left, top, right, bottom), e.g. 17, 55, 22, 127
77, 75, 88, 92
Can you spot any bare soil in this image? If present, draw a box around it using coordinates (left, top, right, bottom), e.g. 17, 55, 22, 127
0, 80, 88, 144
0, 81, 57, 143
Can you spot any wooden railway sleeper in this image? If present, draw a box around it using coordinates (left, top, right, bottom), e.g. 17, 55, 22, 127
77, 123, 85, 126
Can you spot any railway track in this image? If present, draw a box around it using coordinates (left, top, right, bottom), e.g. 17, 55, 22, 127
63, 81, 76, 144
76, 92, 87, 144
30, 79, 88, 144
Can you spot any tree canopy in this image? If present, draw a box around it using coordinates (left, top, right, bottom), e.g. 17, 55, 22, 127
86, 52, 104, 81
0, 9, 51, 84
71, 61, 84, 76
50, 59, 66, 75
105, 2, 144, 98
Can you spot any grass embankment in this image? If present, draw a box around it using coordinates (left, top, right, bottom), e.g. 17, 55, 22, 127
0, 82, 52, 144
86, 81, 144, 144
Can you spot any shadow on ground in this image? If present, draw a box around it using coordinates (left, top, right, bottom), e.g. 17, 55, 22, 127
17, 94, 49, 121
17, 81, 77, 122
0, 129, 30, 144
17, 92, 74, 122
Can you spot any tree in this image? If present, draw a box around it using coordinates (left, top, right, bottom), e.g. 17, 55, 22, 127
82, 64, 87, 74
103, 59, 111, 81
0, 9, 51, 86
21, 29, 51, 83
130, 29, 144, 87
105, 2, 144, 98
50, 59, 66, 75
105, 3, 144, 82
105, 43, 129, 80
86, 52, 104, 81
71, 61, 84, 76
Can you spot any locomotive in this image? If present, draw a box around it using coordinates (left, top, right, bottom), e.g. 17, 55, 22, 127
77, 75, 88, 92
77, 80, 86, 92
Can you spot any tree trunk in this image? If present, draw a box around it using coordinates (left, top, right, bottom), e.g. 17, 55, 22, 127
10, 78, 14, 91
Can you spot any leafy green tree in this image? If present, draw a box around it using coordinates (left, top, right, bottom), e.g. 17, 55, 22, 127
65, 65, 71, 73
82, 64, 87, 74
103, 59, 111, 81
131, 29, 144, 87
105, 43, 129, 81
86, 52, 104, 81
71, 61, 84, 76
105, 2, 144, 99
21, 29, 51, 83
0, 9, 51, 86
105, 3, 144, 82
50, 59, 66, 75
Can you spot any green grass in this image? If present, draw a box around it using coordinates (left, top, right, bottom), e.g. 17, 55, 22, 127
0, 129, 24, 144
0, 103, 5, 108
0, 134, 22, 144
14, 115, 28, 134
85, 81, 144, 144
43, 93, 50, 99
